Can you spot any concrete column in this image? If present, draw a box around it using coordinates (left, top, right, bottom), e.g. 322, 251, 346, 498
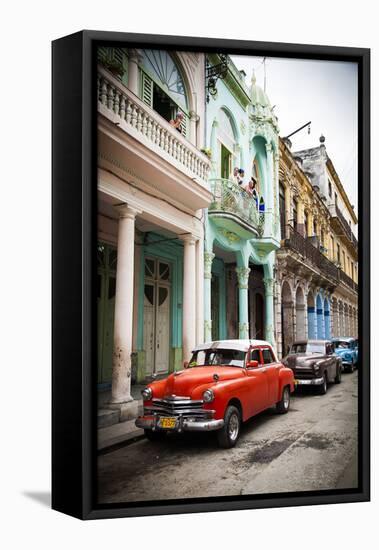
181, 234, 197, 361
274, 279, 282, 357
110, 204, 141, 419
324, 310, 331, 338
195, 234, 205, 345
128, 49, 141, 96
189, 111, 198, 147
264, 277, 275, 347
297, 201, 305, 236
317, 302, 325, 339
235, 266, 250, 339
204, 250, 215, 342
284, 185, 292, 238
307, 211, 313, 237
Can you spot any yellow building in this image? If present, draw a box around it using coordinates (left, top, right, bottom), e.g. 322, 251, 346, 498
275, 136, 358, 357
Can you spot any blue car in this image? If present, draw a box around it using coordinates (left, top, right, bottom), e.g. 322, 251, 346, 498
332, 337, 358, 373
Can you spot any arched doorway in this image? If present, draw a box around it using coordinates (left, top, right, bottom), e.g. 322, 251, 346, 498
316, 293, 324, 339
343, 303, 349, 336
254, 292, 264, 339
281, 280, 294, 356
295, 286, 306, 340
324, 297, 331, 339
307, 291, 316, 339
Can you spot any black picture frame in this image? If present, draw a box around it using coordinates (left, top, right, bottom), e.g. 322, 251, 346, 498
52, 30, 370, 520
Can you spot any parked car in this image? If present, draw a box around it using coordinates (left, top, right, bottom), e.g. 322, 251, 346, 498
136, 339, 295, 448
332, 337, 358, 373
282, 339, 342, 394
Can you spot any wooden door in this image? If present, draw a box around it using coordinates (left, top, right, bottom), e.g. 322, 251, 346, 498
143, 257, 171, 376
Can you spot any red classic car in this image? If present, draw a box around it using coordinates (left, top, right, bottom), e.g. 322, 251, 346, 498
136, 339, 295, 448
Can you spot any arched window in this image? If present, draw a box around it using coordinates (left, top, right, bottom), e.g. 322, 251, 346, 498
251, 160, 261, 194
139, 49, 189, 134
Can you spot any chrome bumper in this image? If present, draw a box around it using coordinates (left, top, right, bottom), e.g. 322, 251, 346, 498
295, 377, 324, 386
136, 415, 224, 432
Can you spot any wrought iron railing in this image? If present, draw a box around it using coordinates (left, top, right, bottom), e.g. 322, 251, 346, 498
284, 226, 340, 282
339, 269, 359, 292
329, 204, 358, 250
208, 178, 264, 234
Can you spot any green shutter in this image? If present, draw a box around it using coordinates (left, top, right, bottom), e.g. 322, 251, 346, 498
141, 72, 153, 107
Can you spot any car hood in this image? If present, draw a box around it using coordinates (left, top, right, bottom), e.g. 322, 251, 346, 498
335, 348, 353, 358
161, 366, 244, 397
285, 354, 322, 369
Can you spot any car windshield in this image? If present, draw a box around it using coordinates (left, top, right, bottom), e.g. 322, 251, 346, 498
334, 341, 350, 349
189, 349, 246, 368
291, 343, 325, 354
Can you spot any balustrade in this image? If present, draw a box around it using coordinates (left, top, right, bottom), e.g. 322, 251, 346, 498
97, 67, 211, 184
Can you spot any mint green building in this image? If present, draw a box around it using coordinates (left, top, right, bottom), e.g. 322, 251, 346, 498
204, 55, 281, 347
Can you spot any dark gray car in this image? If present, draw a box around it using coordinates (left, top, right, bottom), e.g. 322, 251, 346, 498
282, 340, 342, 394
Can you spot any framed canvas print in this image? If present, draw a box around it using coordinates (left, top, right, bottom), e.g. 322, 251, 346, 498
52, 30, 370, 520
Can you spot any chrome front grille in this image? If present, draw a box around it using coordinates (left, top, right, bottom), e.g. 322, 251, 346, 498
144, 396, 213, 418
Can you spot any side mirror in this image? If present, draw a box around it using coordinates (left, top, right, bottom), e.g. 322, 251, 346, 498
183, 361, 189, 369
246, 360, 259, 369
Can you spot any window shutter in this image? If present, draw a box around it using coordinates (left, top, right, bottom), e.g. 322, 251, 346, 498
180, 113, 188, 138
141, 72, 153, 107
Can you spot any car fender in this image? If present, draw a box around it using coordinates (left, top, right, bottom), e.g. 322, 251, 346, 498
277, 367, 295, 400
199, 377, 249, 421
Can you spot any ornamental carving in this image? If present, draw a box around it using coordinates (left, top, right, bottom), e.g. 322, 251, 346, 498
204, 251, 215, 279
235, 267, 251, 289
219, 229, 241, 244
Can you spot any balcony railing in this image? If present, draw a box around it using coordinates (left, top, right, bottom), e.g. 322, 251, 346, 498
97, 66, 211, 184
329, 204, 358, 250
284, 226, 340, 282
339, 269, 359, 292
209, 178, 264, 234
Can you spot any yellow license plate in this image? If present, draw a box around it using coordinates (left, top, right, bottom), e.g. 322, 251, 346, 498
161, 417, 176, 429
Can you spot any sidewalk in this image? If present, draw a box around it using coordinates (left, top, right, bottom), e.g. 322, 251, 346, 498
97, 384, 145, 451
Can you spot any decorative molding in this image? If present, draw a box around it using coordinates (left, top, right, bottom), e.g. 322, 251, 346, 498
204, 251, 215, 279
219, 228, 241, 244
236, 266, 251, 289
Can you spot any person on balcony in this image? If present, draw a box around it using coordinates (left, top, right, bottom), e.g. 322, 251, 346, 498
169, 111, 184, 133
232, 167, 240, 184
237, 168, 245, 186
243, 176, 259, 208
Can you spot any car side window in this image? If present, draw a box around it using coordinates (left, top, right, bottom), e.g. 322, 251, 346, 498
250, 349, 261, 364
262, 348, 274, 364
326, 344, 333, 355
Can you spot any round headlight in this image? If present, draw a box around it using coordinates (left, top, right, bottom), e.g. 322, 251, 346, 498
203, 389, 215, 403
141, 387, 153, 401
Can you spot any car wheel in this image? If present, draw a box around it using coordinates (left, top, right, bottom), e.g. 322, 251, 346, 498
217, 405, 241, 449
276, 386, 291, 414
318, 373, 328, 395
144, 429, 166, 442
334, 365, 342, 384
347, 363, 354, 373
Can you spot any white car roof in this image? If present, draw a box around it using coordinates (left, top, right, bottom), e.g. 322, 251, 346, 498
192, 339, 271, 353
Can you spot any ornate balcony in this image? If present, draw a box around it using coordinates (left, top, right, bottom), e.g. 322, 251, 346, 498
339, 269, 359, 292
283, 226, 340, 285
328, 204, 358, 252
208, 178, 264, 238
97, 66, 212, 211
